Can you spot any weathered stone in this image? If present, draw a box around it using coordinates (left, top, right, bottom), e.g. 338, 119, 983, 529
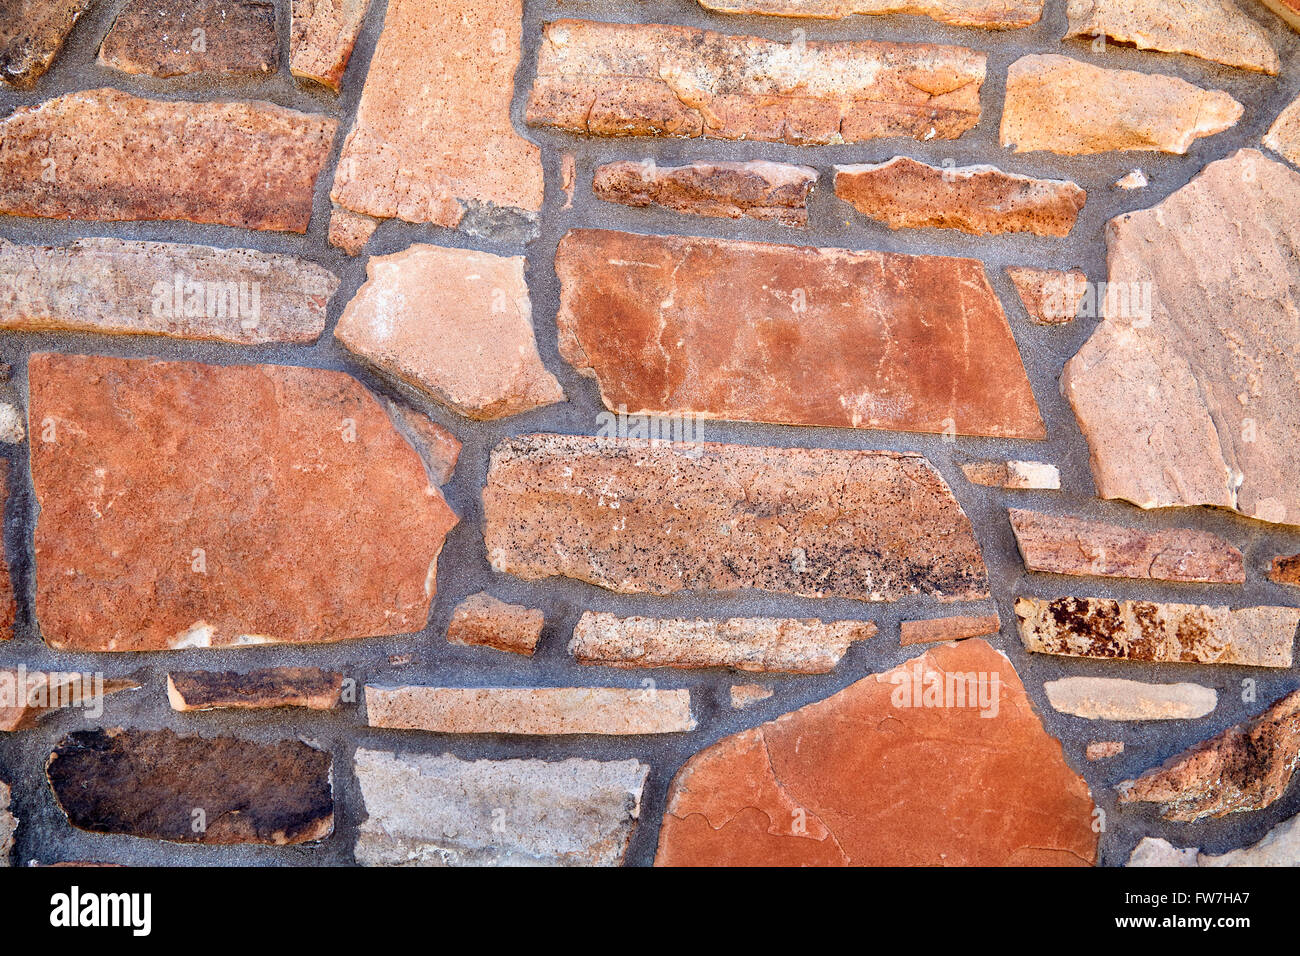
336, 244, 564, 420
656, 639, 1097, 865
354, 750, 648, 866
1009, 509, 1244, 583
47, 728, 333, 844
961, 459, 1060, 489
0, 670, 139, 731
1118, 690, 1300, 821
1130, 814, 1300, 867
167, 667, 344, 712
0, 461, 12, 641
1257, 0, 1300, 29
1271, 554, 1300, 586
900, 613, 1000, 646
1065, 0, 1278, 74
1015, 596, 1298, 668
379, 398, 461, 486
0, 0, 91, 88
1114, 169, 1149, 190
328, 205, 379, 256
1044, 677, 1216, 721
0, 237, 337, 345
1001, 54, 1241, 155
0, 89, 337, 233
30, 353, 458, 651
99, 0, 278, 78
291, 0, 372, 92
0, 404, 21, 443
1062, 151, 1300, 526
366, 685, 696, 735
526, 20, 986, 146
330, 0, 542, 229
835, 158, 1085, 236
556, 230, 1044, 439
695, 0, 1043, 27
484, 434, 990, 603
1005, 266, 1088, 325
593, 160, 816, 227
1264, 94, 1300, 168
0, 779, 11, 865
730, 684, 773, 709
447, 593, 544, 657
561, 154, 576, 209
1087, 741, 1124, 760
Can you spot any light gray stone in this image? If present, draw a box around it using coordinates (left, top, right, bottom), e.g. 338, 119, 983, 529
1044, 677, 1216, 720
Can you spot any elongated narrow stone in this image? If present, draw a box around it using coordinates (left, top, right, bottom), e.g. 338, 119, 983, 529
99, 0, 279, 78
485, 434, 990, 602
695, 0, 1043, 27
447, 593, 544, 657
291, 0, 372, 92
0, 0, 92, 88
1044, 677, 1216, 721
0, 90, 337, 232
1271, 554, 1300, 586
1264, 94, 1300, 168
593, 160, 817, 227
1006, 266, 1088, 325
1130, 814, 1300, 867
0, 462, 12, 641
900, 613, 1000, 646
0, 670, 139, 731
167, 668, 344, 712
0, 780, 12, 865
556, 230, 1044, 439
1015, 596, 1298, 667
1009, 510, 1244, 583
961, 460, 1060, 489
526, 20, 986, 145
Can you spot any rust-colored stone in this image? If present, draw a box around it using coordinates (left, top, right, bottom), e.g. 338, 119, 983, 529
1005, 266, 1088, 325
379, 398, 461, 486
328, 205, 379, 256
0, 0, 92, 88
99, 0, 278, 78
447, 593, 544, 657
593, 160, 816, 227
0, 670, 139, 731
1271, 554, 1300, 586
899, 613, 1000, 646
291, 0, 372, 91
167, 667, 344, 712
695, 0, 1044, 27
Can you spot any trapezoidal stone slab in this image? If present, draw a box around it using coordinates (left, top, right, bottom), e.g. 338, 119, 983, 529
694, 0, 1044, 27
1005, 266, 1088, 325
167, 667, 345, 712
291, 0, 373, 92
98, 0, 279, 78
0, 0, 92, 88
592, 160, 817, 227
556, 230, 1044, 440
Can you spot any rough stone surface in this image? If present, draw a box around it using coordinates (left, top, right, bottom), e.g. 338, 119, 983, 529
378, 398, 461, 486
1087, 741, 1125, 760
30, 353, 458, 651
167, 668, 344, 712
447, 593, 544, 657
328, 206, 379, 256
1044, 677, 1217, 721
1129, 814, 1300, 866
1114, 168, 1149, 189
655, 639, 1097, 866
1005, 266, 1088, 325
0, 0, 92, 88
0, 779, 10, 865
99, 0, 278, 78
354, 750, 648, 866
1271, 554, 1300, 586
0, 89, 337, 233
593, 160, 817, 227
1001, 54, 1242, 155
1264, 93, 1300, 167
0, 671, 139, 731
695, 0, 1044, 27
484, 434, 989, 603
291, 0, 371, 92
900, 613, 1000, 646
0, 461, 12, 641
0, 404, 21, 443
730, 684, 773, 709
961, 460, 1060, 489
526, 20, 986, 145
556, 230, 1043, 439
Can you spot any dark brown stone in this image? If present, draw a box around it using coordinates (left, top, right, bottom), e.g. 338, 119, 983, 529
0, 0, 92, 88
167, 668, 345, 712
1271, 553, 1300, 586
99, 0, 278, 78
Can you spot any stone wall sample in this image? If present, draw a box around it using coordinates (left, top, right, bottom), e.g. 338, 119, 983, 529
695, 0, 1044, 27
167, 668, 345, 712
900, 613, 1000, 646
1264, 94, 1300, 168
99, 0, 278, 78
1015, 597, 1299, 668
1044, 677, 1216, 721
1005, 266, 1088, 325
834, 158, 1086, 236
0, 89, 337, 232
354, 750, 648, 866
1001, 54, 1242, 155
1130, 814, 1300, 867
0, 461, 12, 641
46, 728, 334, 844
335, 244, 564, 420
526, 20, 986, 146
30, 353, 458, 651
291, 0, 372, 92
1271, 554, 1300, 586
555, 230, 1044, 440
0, 671, 139, 731
0, 0, 92, 88
447, 593, 544, 657
592, 160, 817, 227
962, 460, 1060, 489
483, 434, 990, 603
1062, 150, 1300, 526
330, 0, 542, 230
655, 639, 1097, 865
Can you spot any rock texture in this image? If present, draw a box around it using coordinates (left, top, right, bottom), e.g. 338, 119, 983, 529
1001, 54, 1242, 155
730, 684, 773, 709
556, 230, 1044, 439
900, 613, 1000, 646
0, 461, 12, 641
167, 668, 344, 712
961, 460, 1060, 489
655, 640, 1097, 866
1271, 554, 1300, 586
1044, 677, 1216, 721
695, 0, 1044, 27
0, 670, 139, 731
447, 593, 544, 657
1015, 597, 1299, 668
1005, 266, 1088, 325
379, 398, 461, 486
291, 0, 371, 92
1258, 0, 1300, 30
1063, 150, 1300, 526
0, 779, 11, 865
1130, 814, 1300, 867
354, 750, 648, 866
834, 157, 1086, 236
0, 0, 92, 88
30, 353, 458, 651
593, 160, 817, 227
484, 434, 990, 603
526, 20, 986, 145
99, 0, 278, 78
328, 206, 379, 256
1264, 94, 1300, 168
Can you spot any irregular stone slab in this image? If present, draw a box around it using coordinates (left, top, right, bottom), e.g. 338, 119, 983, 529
354, 750, 648, 866
0, 89, 337, 233
1114, 168, 1149, 190
835, 157, 1085, 236
1044, 677, 1216, 721
0, 462, 12, 640
656, 639, 1097, 866
379, 398, 461, 486
1001, 54, 1241, 155
99, 0, 278, 78
526, 20, 986, 146
331, 0, 542, 229
447, 593, 544, 657
336, 244, 564, 420
1264, 94, 1300, 168
1009, 510, 1245, 583
1065, 0, 1278, 74
900, 613, 1000, 646
1087, 741, 1124, 760
0, 670, 139, 731
0, 237, 337, 345
30, 353, 458, 651
695, 0, 1044, 27
1062, 150, 1300, 526
556, 230, 1044, 439
593, 160, 817, 227
484, 434, 990, 602
0, 0, 92, 88
291, 0, 372, 92
328, 206, 379, 256
167, 668, 344, 712
1257, 0, 1300, 29
730, 684, 773, 709
1016, 597, 1297, 667
366, 685, 696, 735
1118, 690, 1300, 821
1271, 554, 1300, 586
1130, 814, 1300, 867
47, 728, 333, 844
0, 779, 11, 865
569, 613, 876, 674
961, 460, 1060, 489
1005, 266, 1088, 325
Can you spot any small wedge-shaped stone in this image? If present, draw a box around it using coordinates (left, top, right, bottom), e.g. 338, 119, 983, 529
0, 89, 337, 232
1271, 554, 1300, 586
900, 613, 1000, 646
0, 238, 337, 345
1009, 510, 1245, 583
366, 685, 696, 735
167, 668, 344, 712
0, 670, 139, 731
1264, 94, 1300, 168
1005, 266, 1088, 325
484, 434, 990, 603
1118, 690, 1300, 821
354, 750, 648, 866
556, 230, 1044, 439
0, 0, 92, 88
447, 593, 544, 657
593, 160, 816, 227
962, 460, 1060, 489
291, 0, 372, 92
835, 157, 1086, 236
1044, 677, 1216, 721
696, 0, 1043, 27
47, 728, 333, 844
1015, 596, 1298, 667
526, 20, 986, 145
570, 613, 876, 674
1130, 814, 1300, 867
336, 244, 563, 420
99, 0, 278, 78
1001, 54, 1241, 155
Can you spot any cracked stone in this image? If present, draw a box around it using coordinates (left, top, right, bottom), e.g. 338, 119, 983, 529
900, 613, 1000, 646
731, 684, 773, 709
0, 670, 139, 731
99, 0, 278, 78
379, 398, 460, 486
593, 160, 817, 227
1005, 266, 1088, 325
291, 0, 372, 91
694, 0, 1044, 27
1130, 814, 1300, 866
0, 0, 92, 88
1044, 677, 1216, 721
1264, 93, 1300, 168
167, 667, 345, 712
961, 459, 1060, 489
447, 593, 544, 657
